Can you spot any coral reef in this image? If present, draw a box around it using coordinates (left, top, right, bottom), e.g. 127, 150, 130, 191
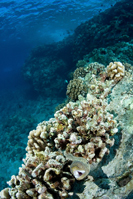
54, 96, 117, 164
66, 79, 87, 101
22, 0, 133, 96
26, 80, 117, 163
106, 62, 125, 81
84, 41, 133, 66
72, 0, 133, 61
79, 70, 133, 199
84, 62, 105, 77
0, 150, 75, 199
75, 60, 87, 68
1, 0, 133, 197
73, 67, 87, 79
66, 62, 106, 101
10, 151, 75, 199
1, 61, 133, 198
0, 61, 121, 199
54, 99, 69, 113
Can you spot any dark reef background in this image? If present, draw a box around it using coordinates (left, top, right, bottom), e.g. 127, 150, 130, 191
0, 0, 133, 194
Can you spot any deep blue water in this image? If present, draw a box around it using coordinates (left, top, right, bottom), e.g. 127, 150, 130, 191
0, 0, 127, 191
0, 0, 121, 92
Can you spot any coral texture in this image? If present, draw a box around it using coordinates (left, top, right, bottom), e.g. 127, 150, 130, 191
66, 79, 87, 100
76, 60, 87, 68
1, 151, 75, 199
66, 62, 106, 101
1, 61, 128, 199
73, 67, 87, 79
83, 42, 133, 66
72, 0, 133, 62
106, 62, 125, 81
22, 0, 133, 97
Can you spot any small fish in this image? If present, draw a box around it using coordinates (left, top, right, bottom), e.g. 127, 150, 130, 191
64, 79, 68, 84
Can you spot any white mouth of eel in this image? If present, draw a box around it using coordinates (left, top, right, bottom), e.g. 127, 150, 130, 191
70, 160, 90, 180
73, 170, 86, 179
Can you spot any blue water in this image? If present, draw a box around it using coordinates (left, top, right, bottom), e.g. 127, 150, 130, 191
0, 0, 127, 191
0, 0, 121, 93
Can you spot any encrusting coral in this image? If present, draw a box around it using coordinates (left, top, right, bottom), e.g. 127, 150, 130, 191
0, 61, 126, 199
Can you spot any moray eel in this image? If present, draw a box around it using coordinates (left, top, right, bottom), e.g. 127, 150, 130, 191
70, 160, 90, 180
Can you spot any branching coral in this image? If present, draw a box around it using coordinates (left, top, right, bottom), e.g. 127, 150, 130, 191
106, 61, 125, 81
1, 151, 75, 199
0, 61, 123, 199
54, 95, 117, 163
